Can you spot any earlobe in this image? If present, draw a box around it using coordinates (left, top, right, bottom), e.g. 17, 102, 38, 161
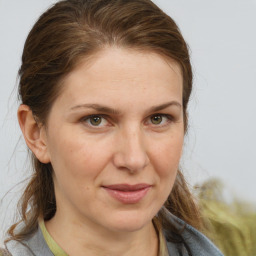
17, 104, 50, 164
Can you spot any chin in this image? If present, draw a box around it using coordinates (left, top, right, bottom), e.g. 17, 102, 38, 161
107, 211, 153, 233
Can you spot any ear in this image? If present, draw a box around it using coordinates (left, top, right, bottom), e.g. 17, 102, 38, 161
17, 104, 50, 164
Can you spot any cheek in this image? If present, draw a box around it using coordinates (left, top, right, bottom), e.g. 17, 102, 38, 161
148, 135, 183, 208
48, 132, 111, 181
151, 134, 184, 178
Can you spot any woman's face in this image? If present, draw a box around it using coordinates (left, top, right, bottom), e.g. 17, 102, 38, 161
43, 47, 184, 233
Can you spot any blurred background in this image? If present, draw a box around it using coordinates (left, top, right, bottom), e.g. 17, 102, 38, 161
1, 0, 256, 254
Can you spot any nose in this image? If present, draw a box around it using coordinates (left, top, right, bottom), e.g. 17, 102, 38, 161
113, 127, 150, 173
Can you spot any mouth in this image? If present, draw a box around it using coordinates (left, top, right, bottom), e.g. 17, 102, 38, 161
102, 183, 152, 204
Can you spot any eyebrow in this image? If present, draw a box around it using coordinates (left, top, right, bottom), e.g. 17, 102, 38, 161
70, 104, 121, 115
69, 101, 182, 115
148, 101, 182, 113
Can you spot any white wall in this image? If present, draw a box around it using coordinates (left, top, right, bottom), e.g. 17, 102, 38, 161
1, 0, 256, 243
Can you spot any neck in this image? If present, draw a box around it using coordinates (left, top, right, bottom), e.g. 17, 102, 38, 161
45, 211, 159, 256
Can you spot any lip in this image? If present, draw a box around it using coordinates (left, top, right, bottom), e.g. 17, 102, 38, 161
102, 183, 151, 204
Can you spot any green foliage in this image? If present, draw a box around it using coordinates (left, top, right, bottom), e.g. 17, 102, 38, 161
195, 179, 256, 256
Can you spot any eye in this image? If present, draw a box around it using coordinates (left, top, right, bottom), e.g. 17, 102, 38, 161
151, 115, 163, 125
82, 115, 109, 127
147, 114, 172, 126
89, 116, 102, 126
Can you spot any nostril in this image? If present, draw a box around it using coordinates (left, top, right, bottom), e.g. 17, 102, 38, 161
113, 151, 150, 173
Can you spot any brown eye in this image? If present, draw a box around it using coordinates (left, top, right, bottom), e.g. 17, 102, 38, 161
151, 115, 162, 125
89, 116, 102, 126
82, 115, 110, 129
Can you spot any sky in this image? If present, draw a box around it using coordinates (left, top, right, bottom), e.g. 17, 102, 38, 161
0, 0, 256, 242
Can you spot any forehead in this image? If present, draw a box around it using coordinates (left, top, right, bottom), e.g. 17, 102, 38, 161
54, 47, 183, 111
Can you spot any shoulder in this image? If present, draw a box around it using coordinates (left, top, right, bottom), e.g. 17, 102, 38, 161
164, 212, 224, 256
5, 226, 53, 256
4, 240, 36, 256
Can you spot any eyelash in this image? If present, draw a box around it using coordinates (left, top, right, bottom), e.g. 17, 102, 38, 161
146, 114, 174, 127
80, 114, 109, 128
80, 113, 174, 128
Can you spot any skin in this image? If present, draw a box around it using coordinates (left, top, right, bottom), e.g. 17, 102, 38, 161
18, 47, 184, 256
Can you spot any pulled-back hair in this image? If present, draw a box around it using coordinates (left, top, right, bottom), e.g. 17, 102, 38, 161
7, 0, 202, 243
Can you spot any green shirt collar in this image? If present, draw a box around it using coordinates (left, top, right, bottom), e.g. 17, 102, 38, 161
39, 220, 68, 256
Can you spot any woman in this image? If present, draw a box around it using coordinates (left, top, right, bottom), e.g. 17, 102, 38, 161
1, 0, 223, 255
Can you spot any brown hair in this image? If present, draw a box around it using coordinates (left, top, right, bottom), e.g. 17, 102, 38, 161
7, 0, 202, 243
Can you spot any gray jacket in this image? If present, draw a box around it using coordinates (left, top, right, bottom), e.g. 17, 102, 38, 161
4, 214, 223, 256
